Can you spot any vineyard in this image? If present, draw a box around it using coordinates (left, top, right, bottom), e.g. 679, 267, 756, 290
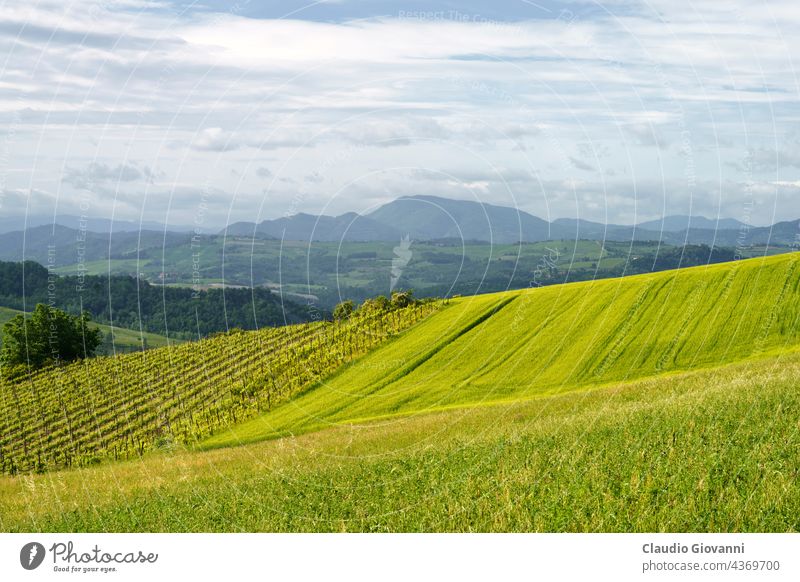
1, 255, 799, 532
0, 301, 439, 474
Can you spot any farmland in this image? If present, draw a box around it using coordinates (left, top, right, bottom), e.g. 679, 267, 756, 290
52, 237, 775, 309
0, 253, 798, 531
205, 252, 800, 448
0, 301, 438, 474
0, 349, 797, 532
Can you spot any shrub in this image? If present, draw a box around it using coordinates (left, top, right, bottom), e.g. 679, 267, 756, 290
333, 300, 355, 321
1, 304, 103, 379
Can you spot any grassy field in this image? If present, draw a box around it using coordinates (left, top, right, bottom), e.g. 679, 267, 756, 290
1, 253, 798, 532
205, 252, 800, 448
0, 350, 797, 532
0, 306, 174, 353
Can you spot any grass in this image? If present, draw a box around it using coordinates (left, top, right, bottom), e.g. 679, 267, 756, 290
1, 253, 798, 532
204, 253, 800, 448
0, 349, 797, 532
0, 306, 174, 352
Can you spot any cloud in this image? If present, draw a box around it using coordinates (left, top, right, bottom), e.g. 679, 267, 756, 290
729, 147, 800, 173
569, 157, 596, 172
256, 167, 273, 178
1, 0, 799, 227
62, 162, 155, 189
622, 124, 669, 149
191, 128, 243, 152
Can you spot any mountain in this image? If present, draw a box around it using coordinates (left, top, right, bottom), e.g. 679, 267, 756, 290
366, 195, 559, 243
747, 219, 800, 246
223, 212, 401, 242
0, 225, 191, 266
655, 220, 800, 247
550, 218, 647, 241
6, 198, 797, 251
637, 215, 745, 232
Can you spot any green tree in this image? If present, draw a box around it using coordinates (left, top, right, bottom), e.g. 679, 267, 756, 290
390, 290, 417, 309
1, 304, 103, 379
332, 300, 354, 321
360, 295, 390, 314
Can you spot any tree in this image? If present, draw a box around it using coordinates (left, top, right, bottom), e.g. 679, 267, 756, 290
390, 290, 417, 309
1, 304, 103, 379
332, 300, 354, 321
360, 295, 390, 314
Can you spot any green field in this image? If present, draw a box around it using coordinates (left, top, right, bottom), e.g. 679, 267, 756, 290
1, 349, 797, 531
1, 253, 798, 532
0, 306, 175, 354
205, 252, 800, 447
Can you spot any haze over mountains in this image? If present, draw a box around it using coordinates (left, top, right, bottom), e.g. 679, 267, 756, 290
0, 196, 796, 266
222, 195, 793, 247
0, 214, 196, 235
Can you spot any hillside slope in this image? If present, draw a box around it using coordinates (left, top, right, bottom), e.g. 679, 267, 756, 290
0, 302, 438, 474
2, 350, 798, 531
206, 252, 800, 447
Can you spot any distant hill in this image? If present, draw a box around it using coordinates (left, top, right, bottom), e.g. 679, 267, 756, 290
366, 195, 558, 243
223, 212, 401, 242
0, 225, 191, 266
0, 260, 321, 337
5, 197, 797, 252
551, 218, 643, 241
0, 214, 197, 235
637, 215, 745, 232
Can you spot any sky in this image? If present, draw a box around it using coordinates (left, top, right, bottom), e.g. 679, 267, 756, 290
0, 0, 798, 229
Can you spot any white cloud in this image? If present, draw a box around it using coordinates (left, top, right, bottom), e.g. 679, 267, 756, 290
62, 162, 156, 188
0, 0, 798, 225
191, 128, 242, 152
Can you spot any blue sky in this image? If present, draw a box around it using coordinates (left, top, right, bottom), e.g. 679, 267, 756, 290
0, 0, 798, 228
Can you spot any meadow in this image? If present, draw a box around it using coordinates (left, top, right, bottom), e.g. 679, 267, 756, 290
1, 253, 798, 532
0, 350, 797, 532
205, 253, 800, 448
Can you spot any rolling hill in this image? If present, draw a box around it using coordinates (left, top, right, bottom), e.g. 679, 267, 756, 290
0, 253, 798, 532
205, 252, 800, 447
1, 349, 797, 532
0, 301, 438, 473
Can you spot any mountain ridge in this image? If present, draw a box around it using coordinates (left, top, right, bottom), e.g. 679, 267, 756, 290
3, 196, 796, 248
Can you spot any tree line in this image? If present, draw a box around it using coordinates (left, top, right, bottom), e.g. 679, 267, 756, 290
0, 261, 321, 339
